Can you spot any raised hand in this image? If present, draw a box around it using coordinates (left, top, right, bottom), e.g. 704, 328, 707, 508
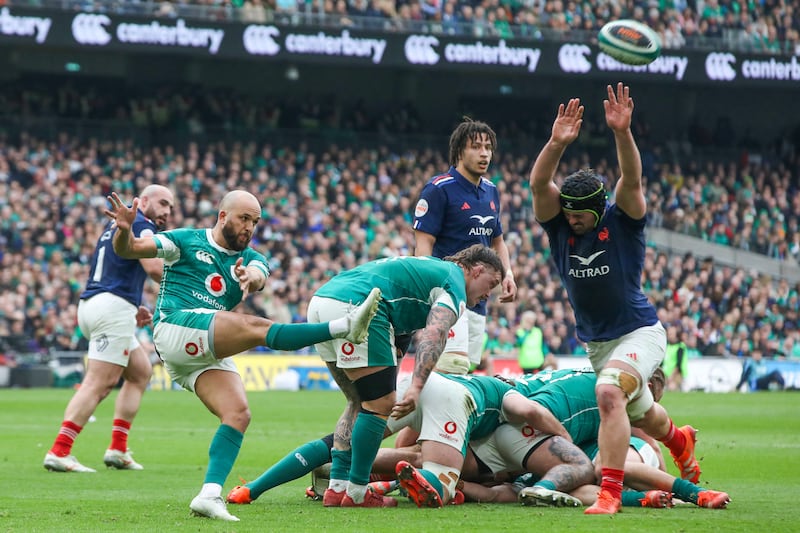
105, 192, 139, 232
551, 98, 584, 146
604, 82, 634, 133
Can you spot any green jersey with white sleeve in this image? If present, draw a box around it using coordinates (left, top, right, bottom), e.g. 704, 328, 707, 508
151, 228, 269, 325
314, 255, 467, 336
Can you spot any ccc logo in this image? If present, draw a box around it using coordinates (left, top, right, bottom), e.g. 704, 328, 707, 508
558, 44, 591, 74
705, 52, 736, 81
243, 25, 280, 56
72, 13, 111, 46
404, 35, 439, 65
195, 251, 214, 264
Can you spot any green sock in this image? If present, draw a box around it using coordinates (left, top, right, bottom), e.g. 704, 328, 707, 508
204, 424, 243, 485
265, 323, 333, 350
533, 480, 557, 491
330, 449, 352, 482
672, 478, 702, 504
621, 491, 648, 507
419, 468, 445, 499
248, 439, 332, 499
348, 412, 387, 486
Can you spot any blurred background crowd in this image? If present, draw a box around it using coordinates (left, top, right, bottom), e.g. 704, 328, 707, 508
1, 0, 799, 387
34, 0, 800, 55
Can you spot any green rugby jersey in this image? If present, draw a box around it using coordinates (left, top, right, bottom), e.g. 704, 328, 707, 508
151, 228, 269, 324
442, 374, 514, 441
314, 255, 467, 336
511, 368, 590, 397
527, 370, 600, 447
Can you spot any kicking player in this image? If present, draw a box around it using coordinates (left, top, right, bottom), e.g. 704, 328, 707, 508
106, 189, 380, 521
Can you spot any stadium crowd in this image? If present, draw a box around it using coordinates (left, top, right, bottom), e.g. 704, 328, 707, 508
36, 0, 800, 55
1, 115, 799, 369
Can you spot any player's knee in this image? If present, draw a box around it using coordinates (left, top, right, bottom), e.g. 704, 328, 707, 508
354, 367, 397, 415
597, 367, 641, 401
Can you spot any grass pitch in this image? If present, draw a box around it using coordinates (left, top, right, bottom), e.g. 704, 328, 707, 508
1, 387, 798, 532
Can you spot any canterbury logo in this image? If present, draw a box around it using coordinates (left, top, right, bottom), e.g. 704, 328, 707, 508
404, 34, 439, 65
558, 44, 591, 74
705, 52, 736, 81
71, 13, 111, 46
195, 251, 214, 264
470, 214, 495, 225
243, 24, 280, 56
569, 250, 606, 266
0, 8, 52, 43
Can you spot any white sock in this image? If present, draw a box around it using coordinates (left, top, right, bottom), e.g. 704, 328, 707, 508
329, 317, 349, 337
329, 479, 348, 492
346, 483, 368, 503
199, 483, 223, 498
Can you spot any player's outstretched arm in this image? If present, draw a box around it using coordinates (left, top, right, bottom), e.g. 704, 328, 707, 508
530, 98, 584, 223
107, 192, 158, 259
391, 305, 456, 419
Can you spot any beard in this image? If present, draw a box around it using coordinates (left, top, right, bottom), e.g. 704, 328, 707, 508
221, 221, 249, 251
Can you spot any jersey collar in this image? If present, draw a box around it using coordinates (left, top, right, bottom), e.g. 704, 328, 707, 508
449, 166, 486, 191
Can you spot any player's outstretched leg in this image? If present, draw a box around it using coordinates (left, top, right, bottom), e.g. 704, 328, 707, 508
341, 288, 381, 344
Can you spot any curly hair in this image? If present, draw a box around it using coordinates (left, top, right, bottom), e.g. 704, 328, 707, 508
560, 168, 607, 227
448, 117, 497, 167
444, 244, 504, 274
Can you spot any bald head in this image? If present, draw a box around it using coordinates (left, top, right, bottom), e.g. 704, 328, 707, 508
139, 184, 174, 231
219, 190, 260, 213
215, 190, 262, 251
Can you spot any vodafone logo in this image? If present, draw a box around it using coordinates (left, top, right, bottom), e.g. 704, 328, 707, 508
705, 52, 736, 81
341, 342, 355, 356
521, 424, 535, 437
405, 35, 439, 65
205, 273, 226, 297
444, 421, 457, 434
558, 44, 591, 74
414, 199, 429, 218
185, 342, 199, 356
72, 13, 111, 46
243, 24, 280, 56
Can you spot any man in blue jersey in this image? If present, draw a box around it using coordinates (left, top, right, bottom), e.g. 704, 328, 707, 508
44, 184, 174, 474
529, 83, 701, 514
106, 189, 381, 522
412, 118, 517, 374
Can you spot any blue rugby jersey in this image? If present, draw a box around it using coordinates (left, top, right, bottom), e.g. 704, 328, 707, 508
412, 166, 503, 315
541, 204, 658, 342
80, 211, 157, 307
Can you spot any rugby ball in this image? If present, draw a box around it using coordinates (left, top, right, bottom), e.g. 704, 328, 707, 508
598, 19, 661, 66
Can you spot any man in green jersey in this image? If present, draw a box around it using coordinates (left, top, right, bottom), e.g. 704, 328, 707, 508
107, 190, 380, 522
307, 244, 505, 508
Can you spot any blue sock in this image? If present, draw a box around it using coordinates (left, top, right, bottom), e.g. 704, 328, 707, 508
204, 424, 243, 486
